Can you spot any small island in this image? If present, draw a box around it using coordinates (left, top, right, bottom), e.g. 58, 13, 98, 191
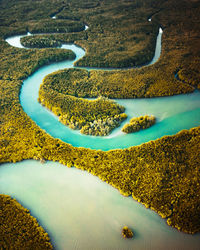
21, 36, 62, 48
122, 226, 134, 239
122, 115, 156, 133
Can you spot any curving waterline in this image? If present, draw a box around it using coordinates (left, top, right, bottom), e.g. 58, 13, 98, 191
2, 19, 200, 250
5, 27, 200, 151
1, 160, 200, 250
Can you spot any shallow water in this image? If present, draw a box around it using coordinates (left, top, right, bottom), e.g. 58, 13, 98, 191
0, 160, 200, 250
3, 21, 200, 250
20, 66, 200, 150
5, 29, 200, 150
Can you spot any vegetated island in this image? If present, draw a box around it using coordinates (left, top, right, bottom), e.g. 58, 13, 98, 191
39, 69, 127, 136
21, 36, 62, 48
0, 0, 200, 237
0, 194, 53, 249
122, 115, 156, 133
122, 226, 134, 239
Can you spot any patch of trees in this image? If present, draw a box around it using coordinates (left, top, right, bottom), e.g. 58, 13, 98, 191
0, 195, 53, 249
177, 68, 200, 90
0, 0, 159, 68
0, 44, 75, 80
0, 0, 200, 237
21, 36, 62, 48
1, 0, 199, 90
122, 226, 134, 238
28, 19, 85, 34
0, 78, 200, 234
39, 68, 127, 136
41, 67, 194, 101
80, 113, 127, 136
39, 77, 127, 136
122, 115, 156, 133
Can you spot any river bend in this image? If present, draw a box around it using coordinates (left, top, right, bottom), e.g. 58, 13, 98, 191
2, 19, 200, 250
5, 28, 200, 150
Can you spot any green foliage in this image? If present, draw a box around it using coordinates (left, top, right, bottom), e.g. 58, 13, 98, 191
21, 36, 62, 48
28, 19, 85, 34
39, 67, 194, 100
0, 0, 200, 237
0, 44, 75, 80
80, 113, 127, 136
0, 0, 159, 68
39, 71, 127, 136
122, 226, 134, 238
0, 0, 199, 86
0, 77, 199, 234
0, 195, 53, 249
122, 115, 156, 133
75, 22, 159, 68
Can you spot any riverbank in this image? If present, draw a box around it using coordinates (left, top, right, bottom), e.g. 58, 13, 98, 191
0, 0, 200, 242
1, 77, 200, 233
1, 161, 200, 249
0, 194, 53, 249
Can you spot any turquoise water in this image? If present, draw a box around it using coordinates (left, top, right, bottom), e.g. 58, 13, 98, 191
5, 29, 200, 150
0, 160, 200, 250
2, 24, 200, 250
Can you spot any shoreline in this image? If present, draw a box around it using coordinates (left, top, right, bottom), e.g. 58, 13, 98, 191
0, 0, 199, 245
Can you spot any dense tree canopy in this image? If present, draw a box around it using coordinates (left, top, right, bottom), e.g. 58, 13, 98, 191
0, 195, 53, 249
0, 0, 199, 239
122, 115, 156, 133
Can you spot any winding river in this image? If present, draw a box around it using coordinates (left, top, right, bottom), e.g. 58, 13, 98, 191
1, 20, 200, 249
1, 161, 200, 250
5, 28, 200, 150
